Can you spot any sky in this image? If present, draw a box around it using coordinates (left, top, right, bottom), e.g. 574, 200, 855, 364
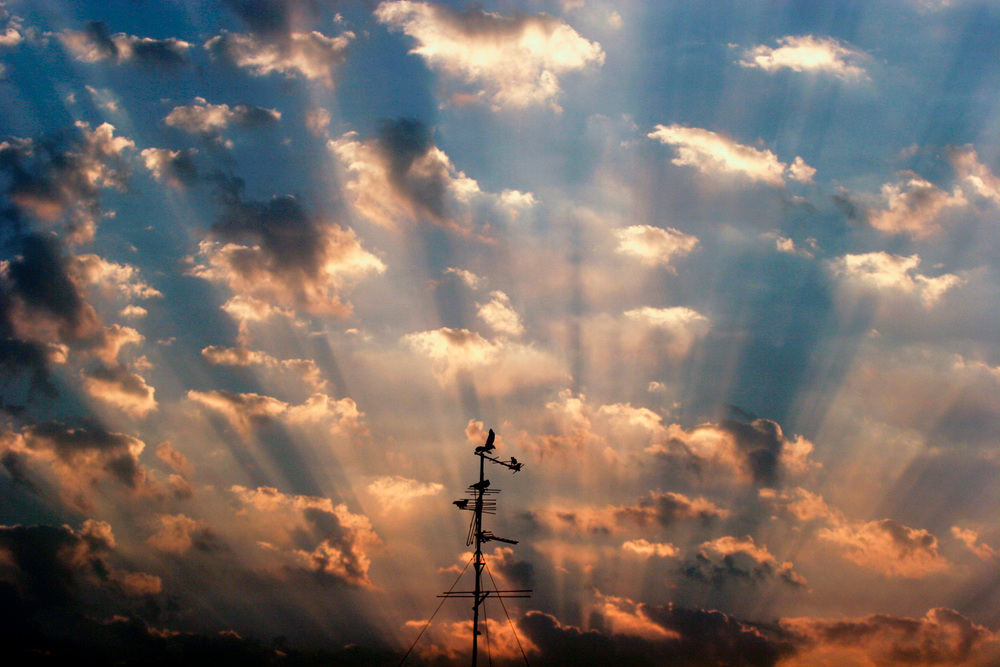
1, 0, 999, 665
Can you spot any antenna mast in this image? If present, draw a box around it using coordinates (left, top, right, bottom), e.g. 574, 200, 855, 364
441, 428, 530, 666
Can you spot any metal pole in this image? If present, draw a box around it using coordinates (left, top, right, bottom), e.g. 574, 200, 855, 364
471, 452, 485, 666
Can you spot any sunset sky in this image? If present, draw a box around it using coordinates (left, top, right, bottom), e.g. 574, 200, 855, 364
2, 0, 1000, 664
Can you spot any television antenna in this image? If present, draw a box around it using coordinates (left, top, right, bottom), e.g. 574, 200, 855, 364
400, 428, 531, 666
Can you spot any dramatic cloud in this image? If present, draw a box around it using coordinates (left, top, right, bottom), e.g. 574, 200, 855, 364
147, 514, 216, 555
951, 145, 1000, 208
530, 491, 728, 536
61, 21, 191, 66
205, 29, 354, 86
622, 539, 680, 559
740, 35, 869, 80
685, 535, 807, 587
375, 1, 605, 111
189, 389, 365, 439
189, 194, 385, 320
614, 225, 699, 269
830, 251, 964, 307
868, 172, 967, 237
140, 147, 199, 188
648, 124, 814, 186
202, 345, 328, 391
231, 485, 379, 586
818, 518, 950, 578
403, 327, 566, 395
81, 365, 157, 418
0, 521, 160, 604
0, 121, 133, 241
331, 119, 535, 230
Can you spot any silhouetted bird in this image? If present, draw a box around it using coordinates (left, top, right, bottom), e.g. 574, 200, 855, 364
453, 499, 470, 509
510, 456, 523, 473
475, 428, 496, 454
472, 479, 490, 491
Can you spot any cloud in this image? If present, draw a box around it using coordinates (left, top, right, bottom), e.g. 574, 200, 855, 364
69, 253, 162, 301
155, 441, 193, 479
951, 145, 1000, 208
623, 307, 710, 359
188, 194, 385, 320
231, 485, 379, 586
647, 125, 815, 187
868, 172, 967, 238
740, 35, 869, 80
782, 608, 999, 666
649, 124, 813, 187
614, 225, 699, 270
201, 345, 329, 391
147, 514, 217, 555
818, 518, 949, 578
164, 99, 280, 135
0, 521, 160, 604
366, 475, 444, 512
81, 365, 157, 418
759, 487, 836, 522
187, 389, 287, 437
529, 491, 728, 536
205, 29, 353, 86
61, 21, 191, 66
0, 121, 133, 241
140, 147, 199, 188
648, 417, 818, 486
829, 251, 964, 307
375, 1, 605, 111
951, 526, 997, 561
403, 327, 566, 395
685, 535, 807, 587
331, 119, 532, 230
621, 539, 679, 559
476, 290, 524, 337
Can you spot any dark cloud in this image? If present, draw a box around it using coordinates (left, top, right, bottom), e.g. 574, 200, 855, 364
82, 20, 118, 60
521, 607, 796, 667
66, 22, 190, 66
377, 118, 448, 221
212, 195, 323, 274
718, 417, 784, 486
7, 233, 85, 328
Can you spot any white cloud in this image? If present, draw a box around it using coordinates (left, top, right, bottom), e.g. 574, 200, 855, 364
869, 173, 967, 238
205, 30, 354, 86
951, 145, 1000, 208
623, 306, 710, 360
649, 124, 813, 186
614, 225, 699, 269
830, 252, 964, 307
740, 35, 869, 80
477, 290, 524, 337
375, 0, 605, 111
366, 475, 445, 511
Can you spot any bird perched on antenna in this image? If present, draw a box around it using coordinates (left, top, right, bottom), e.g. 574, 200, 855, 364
472, 479, 490, 491
453, 499, 470, 509
474, 428, 496, 454
510, 456, 523, 473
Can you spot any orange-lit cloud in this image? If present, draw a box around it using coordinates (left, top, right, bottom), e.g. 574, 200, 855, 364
204, 30, 354, 86
868, 173, 967, 238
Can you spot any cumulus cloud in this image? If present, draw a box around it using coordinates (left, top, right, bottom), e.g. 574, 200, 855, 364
830, 251, 964, 307
366, 475, 444, 511
331, 119, 534, 231
403, 327, 566, 396
623, 307, 710, 360
951, 145, 1000, 208
201, 345, 328, 391
147, 514, 217, 555
0, 121, 133, 241
230, 485, 379, 586
0, 521, 161, 604
189, 389, 365, 439
740, 35, 869, 80
614, 225, 699, 270
375, 1, 605, 111
476, 290, 524, 337
61, 21, 191, 66
647, 417, 818, 486
140, 147, 199, 188
164, 99, 280, 135
529, 491, 728, 536
205, 29, 353, 86
188, 194, 385, 321
818, 518, 949, 578
81, 365, 157, 418
685, 535, 807, 587
868, 172, 967, 237
622, 539, 680, 559
782, 608, 999, 666
648, 124, 813, 187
